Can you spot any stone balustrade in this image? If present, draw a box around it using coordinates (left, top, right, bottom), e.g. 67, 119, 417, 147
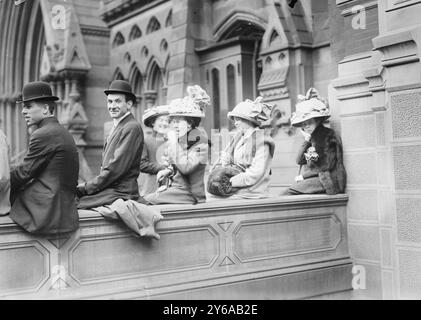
0, 194, 352, 299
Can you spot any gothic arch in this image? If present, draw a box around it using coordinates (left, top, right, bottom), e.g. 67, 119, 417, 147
128, 63, 144, 96
112, 31, 125, 48
146, 16, 161, 34
165, 10, 172, 27
129, 25, 142, 41
0, 0, 45, 157
213, 11, 267, 41
112, 68, 125, 80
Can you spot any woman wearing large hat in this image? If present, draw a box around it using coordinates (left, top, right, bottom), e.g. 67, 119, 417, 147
143, 85, 211, 204
286, 88, 346, 195
137, 105, 170, 196
207, 97, 275, 199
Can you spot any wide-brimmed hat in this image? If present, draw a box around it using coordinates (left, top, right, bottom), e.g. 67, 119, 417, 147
104, 80, 137, 103
228, 97, 273, 127
290, 88, 330, 127
142, 105, 169, 127
19, 81, 59, 103
167, 85, 210, 118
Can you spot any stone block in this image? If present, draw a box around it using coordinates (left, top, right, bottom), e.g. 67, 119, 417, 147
391, 91, 421, 139
347, 189, 378, 222
341, 116, 376, 150
396, 197, 421, 244
398, 249, 421, 299
348, 224, 380, 262
380, 228, 393, 268
393, 145, 421, 191
344, 152, 377, 185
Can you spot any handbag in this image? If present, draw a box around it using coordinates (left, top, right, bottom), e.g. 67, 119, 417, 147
207, 163, 245, 197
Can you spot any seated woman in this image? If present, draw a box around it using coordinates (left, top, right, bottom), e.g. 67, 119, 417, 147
138, 105, 169, 196
286, 88, 346, 195
207, 97, 275, 200
143, 85, 210, 205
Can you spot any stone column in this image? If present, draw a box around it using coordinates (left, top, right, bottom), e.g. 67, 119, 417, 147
144, 90, 157, 108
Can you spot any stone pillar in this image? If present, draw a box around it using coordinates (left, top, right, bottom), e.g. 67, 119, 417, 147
144, 90, 157, 108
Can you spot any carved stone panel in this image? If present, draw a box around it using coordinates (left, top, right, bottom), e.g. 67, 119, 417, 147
69, 227, 219, 284
232, 214, 341, 262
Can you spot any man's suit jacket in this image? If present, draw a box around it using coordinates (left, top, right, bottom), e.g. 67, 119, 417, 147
10, 117, 80, 234
77, 113, 144, 209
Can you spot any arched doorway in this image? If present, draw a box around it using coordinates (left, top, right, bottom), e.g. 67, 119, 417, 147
0, 0, 45, 162
198, 18, 265, 132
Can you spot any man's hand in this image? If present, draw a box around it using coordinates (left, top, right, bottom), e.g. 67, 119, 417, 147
294, 175, 304, 182
76, 183, 87, 197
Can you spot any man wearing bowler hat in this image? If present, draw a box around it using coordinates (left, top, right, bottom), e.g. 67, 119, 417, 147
10, 81, 80, 234
76, 80, 144, 209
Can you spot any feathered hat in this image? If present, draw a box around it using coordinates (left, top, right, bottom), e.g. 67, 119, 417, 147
167, 85, 210, 118
227, 96, 273, 127
290, 88, 330, 127
142, 105, 169, 128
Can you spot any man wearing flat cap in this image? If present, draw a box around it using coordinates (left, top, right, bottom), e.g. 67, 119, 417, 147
76, 80, 144, 209
10, 81, 80, 234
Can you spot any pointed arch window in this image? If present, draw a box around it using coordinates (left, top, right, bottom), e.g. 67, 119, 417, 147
211, 68, 221, 130
112, 31, 125, 48
146, 16, 161, 34
129, 25, 142, 41
150, 63, 164, 105
113, 68, 124, 80
165, 10, 172, 27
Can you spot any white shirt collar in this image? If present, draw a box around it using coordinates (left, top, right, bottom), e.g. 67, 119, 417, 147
112, 112, 131, 127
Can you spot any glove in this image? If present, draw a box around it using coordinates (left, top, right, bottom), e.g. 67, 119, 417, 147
295, 175, 304, 182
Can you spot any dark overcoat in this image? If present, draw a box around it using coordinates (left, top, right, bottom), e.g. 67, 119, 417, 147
288, 124, 346, 195
10, 117, 80, 234
77, 114, 144, 209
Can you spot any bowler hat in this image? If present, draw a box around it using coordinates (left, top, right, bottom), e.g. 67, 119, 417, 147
104, 80, 137, 103
19, 81, 59, 103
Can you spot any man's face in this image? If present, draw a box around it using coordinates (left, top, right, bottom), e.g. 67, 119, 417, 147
21, 101, 49, 126
107, 93, 132, 119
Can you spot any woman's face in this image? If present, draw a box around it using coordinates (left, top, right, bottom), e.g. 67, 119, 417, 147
169, 116, 191, 137
153, 115, 169, 135
233, 117, 255, 133
300, 118, 319, 135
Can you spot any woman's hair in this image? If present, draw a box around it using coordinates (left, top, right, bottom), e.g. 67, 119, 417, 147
185, 116, 201, 129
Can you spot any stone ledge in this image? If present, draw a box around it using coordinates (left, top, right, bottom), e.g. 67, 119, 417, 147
0, 194, 351, 299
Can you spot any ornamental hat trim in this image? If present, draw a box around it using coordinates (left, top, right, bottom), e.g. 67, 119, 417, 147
290, 88, 330, 127
227, 97, 273, 127
167, 85, 210, 118
142, 105, 169, 127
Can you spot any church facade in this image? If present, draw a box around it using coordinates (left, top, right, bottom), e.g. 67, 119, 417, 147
1, 0, 421, 299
